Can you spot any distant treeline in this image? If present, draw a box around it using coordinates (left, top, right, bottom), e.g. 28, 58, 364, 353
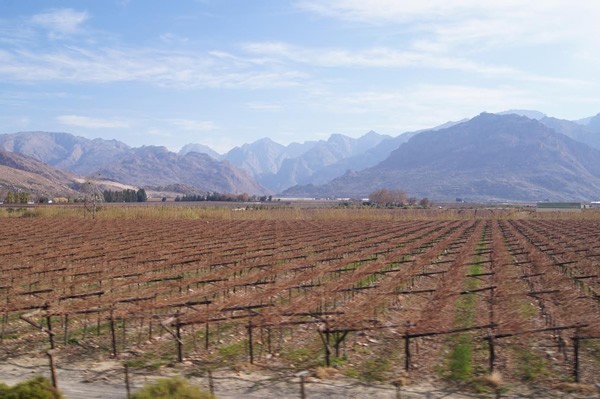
175, 192, 272, 202
103, 189, 147, 203
3, 191, 31, 204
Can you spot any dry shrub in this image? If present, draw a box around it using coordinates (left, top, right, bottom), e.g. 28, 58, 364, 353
392, 375, 410, 387
555, 382, 597, 394
314, 366, 337, 379
480, 371, 503, 388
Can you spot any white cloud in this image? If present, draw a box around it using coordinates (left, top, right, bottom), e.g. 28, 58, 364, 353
57, 115, 129, 129
310, 84, 539, 132
297, 1, 600, 55
243, 41, 585, 86
31, 9, 89, 37
159, 32, 190, 44
244, 41, 505, 71
169, 119, 218, 131
247, 102, 283, 111
0, 45, 307, 89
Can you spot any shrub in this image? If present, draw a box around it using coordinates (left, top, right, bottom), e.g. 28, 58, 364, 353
517, 350, 546, 381
131, 377, 214, 399
448, 336, 473, 381
0, 376, 63, 399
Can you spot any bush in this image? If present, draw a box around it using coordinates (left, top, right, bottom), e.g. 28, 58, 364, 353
448, 336, 473, 381
131, 377, 214, 399
0, 376, 63, 399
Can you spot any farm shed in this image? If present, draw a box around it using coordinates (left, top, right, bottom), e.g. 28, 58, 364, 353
536, 202, 583, 212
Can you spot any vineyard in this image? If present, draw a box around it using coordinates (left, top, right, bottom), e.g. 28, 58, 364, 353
0, 215, 599, 392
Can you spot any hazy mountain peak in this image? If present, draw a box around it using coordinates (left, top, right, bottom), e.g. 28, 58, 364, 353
496, 109, 547, 120
179, 143, 221, 159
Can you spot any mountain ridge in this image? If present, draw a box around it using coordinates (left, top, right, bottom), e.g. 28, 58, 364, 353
283, 113, 600, 201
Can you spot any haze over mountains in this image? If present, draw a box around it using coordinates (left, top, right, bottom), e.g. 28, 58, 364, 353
285, 113, 600, 201
1, 110, 600, 202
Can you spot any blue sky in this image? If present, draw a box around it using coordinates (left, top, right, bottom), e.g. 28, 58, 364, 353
1, 1, 599, 152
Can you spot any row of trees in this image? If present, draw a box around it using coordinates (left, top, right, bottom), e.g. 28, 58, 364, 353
175, 192, 272, 202
103, 189, 148, 203
368, 189, 430, 208
3, 191, 31, 204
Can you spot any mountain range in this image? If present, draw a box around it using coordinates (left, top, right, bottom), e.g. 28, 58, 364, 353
1, 109, 600, 201
284, 112, 600, 201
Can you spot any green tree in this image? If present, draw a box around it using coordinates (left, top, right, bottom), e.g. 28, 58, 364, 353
18, 192, 30, 204
136, 188, 147, 202
5, 192, 15, 204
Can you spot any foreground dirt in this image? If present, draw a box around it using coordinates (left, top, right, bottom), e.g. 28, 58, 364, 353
1, 355, 598, 399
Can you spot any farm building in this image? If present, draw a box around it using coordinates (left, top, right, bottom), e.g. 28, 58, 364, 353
536, 202, 583, 212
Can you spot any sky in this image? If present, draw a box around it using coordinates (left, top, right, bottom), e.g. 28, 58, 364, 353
1, 1, 600, 153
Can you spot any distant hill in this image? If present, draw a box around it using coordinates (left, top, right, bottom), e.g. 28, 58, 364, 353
96, 146, 267, 194
224, 138, 291, 179
539, 117, 600, 150
284, 113, 600, 201
0, 132, 267, 195
0, 148, 80, 198
0, 131, 131, 176
0, 148, 143, 199
216, 132, 392, 192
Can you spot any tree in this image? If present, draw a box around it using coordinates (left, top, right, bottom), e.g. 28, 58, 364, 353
419, 197, 431, 208
368, 189, 407, 207
136, 188, 147, 202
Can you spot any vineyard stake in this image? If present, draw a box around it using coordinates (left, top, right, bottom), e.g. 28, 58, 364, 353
404, 321, 412, 371
572, 331, 580, 383
63, 314, 69, 345
176, 315, 183, 362
110, 310, 117, 357
205, 321, 210, 350
297, 371, 309, 399
317, 328, 332, 367
46, 314, 55, 350
208, 369, 215, 396
404, 334, 410, 371
267, 327, 272, 354
124, 362, 131, 399
122, 318, 127, 349
47, 350, 58, 389
0, 311, 6, 342
205, 301, 210, 350
247, 320, 254, 364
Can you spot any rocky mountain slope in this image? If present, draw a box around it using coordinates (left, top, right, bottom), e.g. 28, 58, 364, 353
0, 132, 267, 195
283, 113, 600, 201
96, 146, 267, 194
0, 148, 81, 198
183, 131, 395, 192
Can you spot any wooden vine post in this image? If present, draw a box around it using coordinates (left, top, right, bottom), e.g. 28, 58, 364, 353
19, 309, 59, 389
488, 287, 496, 372
110, 308, 118, 357
160, 313, 184, 362
404, 321, 412, 371
47, 350, 58, 390
318, 326, 332, 367
572, 328, 580, 383
247, 319, 254, 364
175, 311, 183, 363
